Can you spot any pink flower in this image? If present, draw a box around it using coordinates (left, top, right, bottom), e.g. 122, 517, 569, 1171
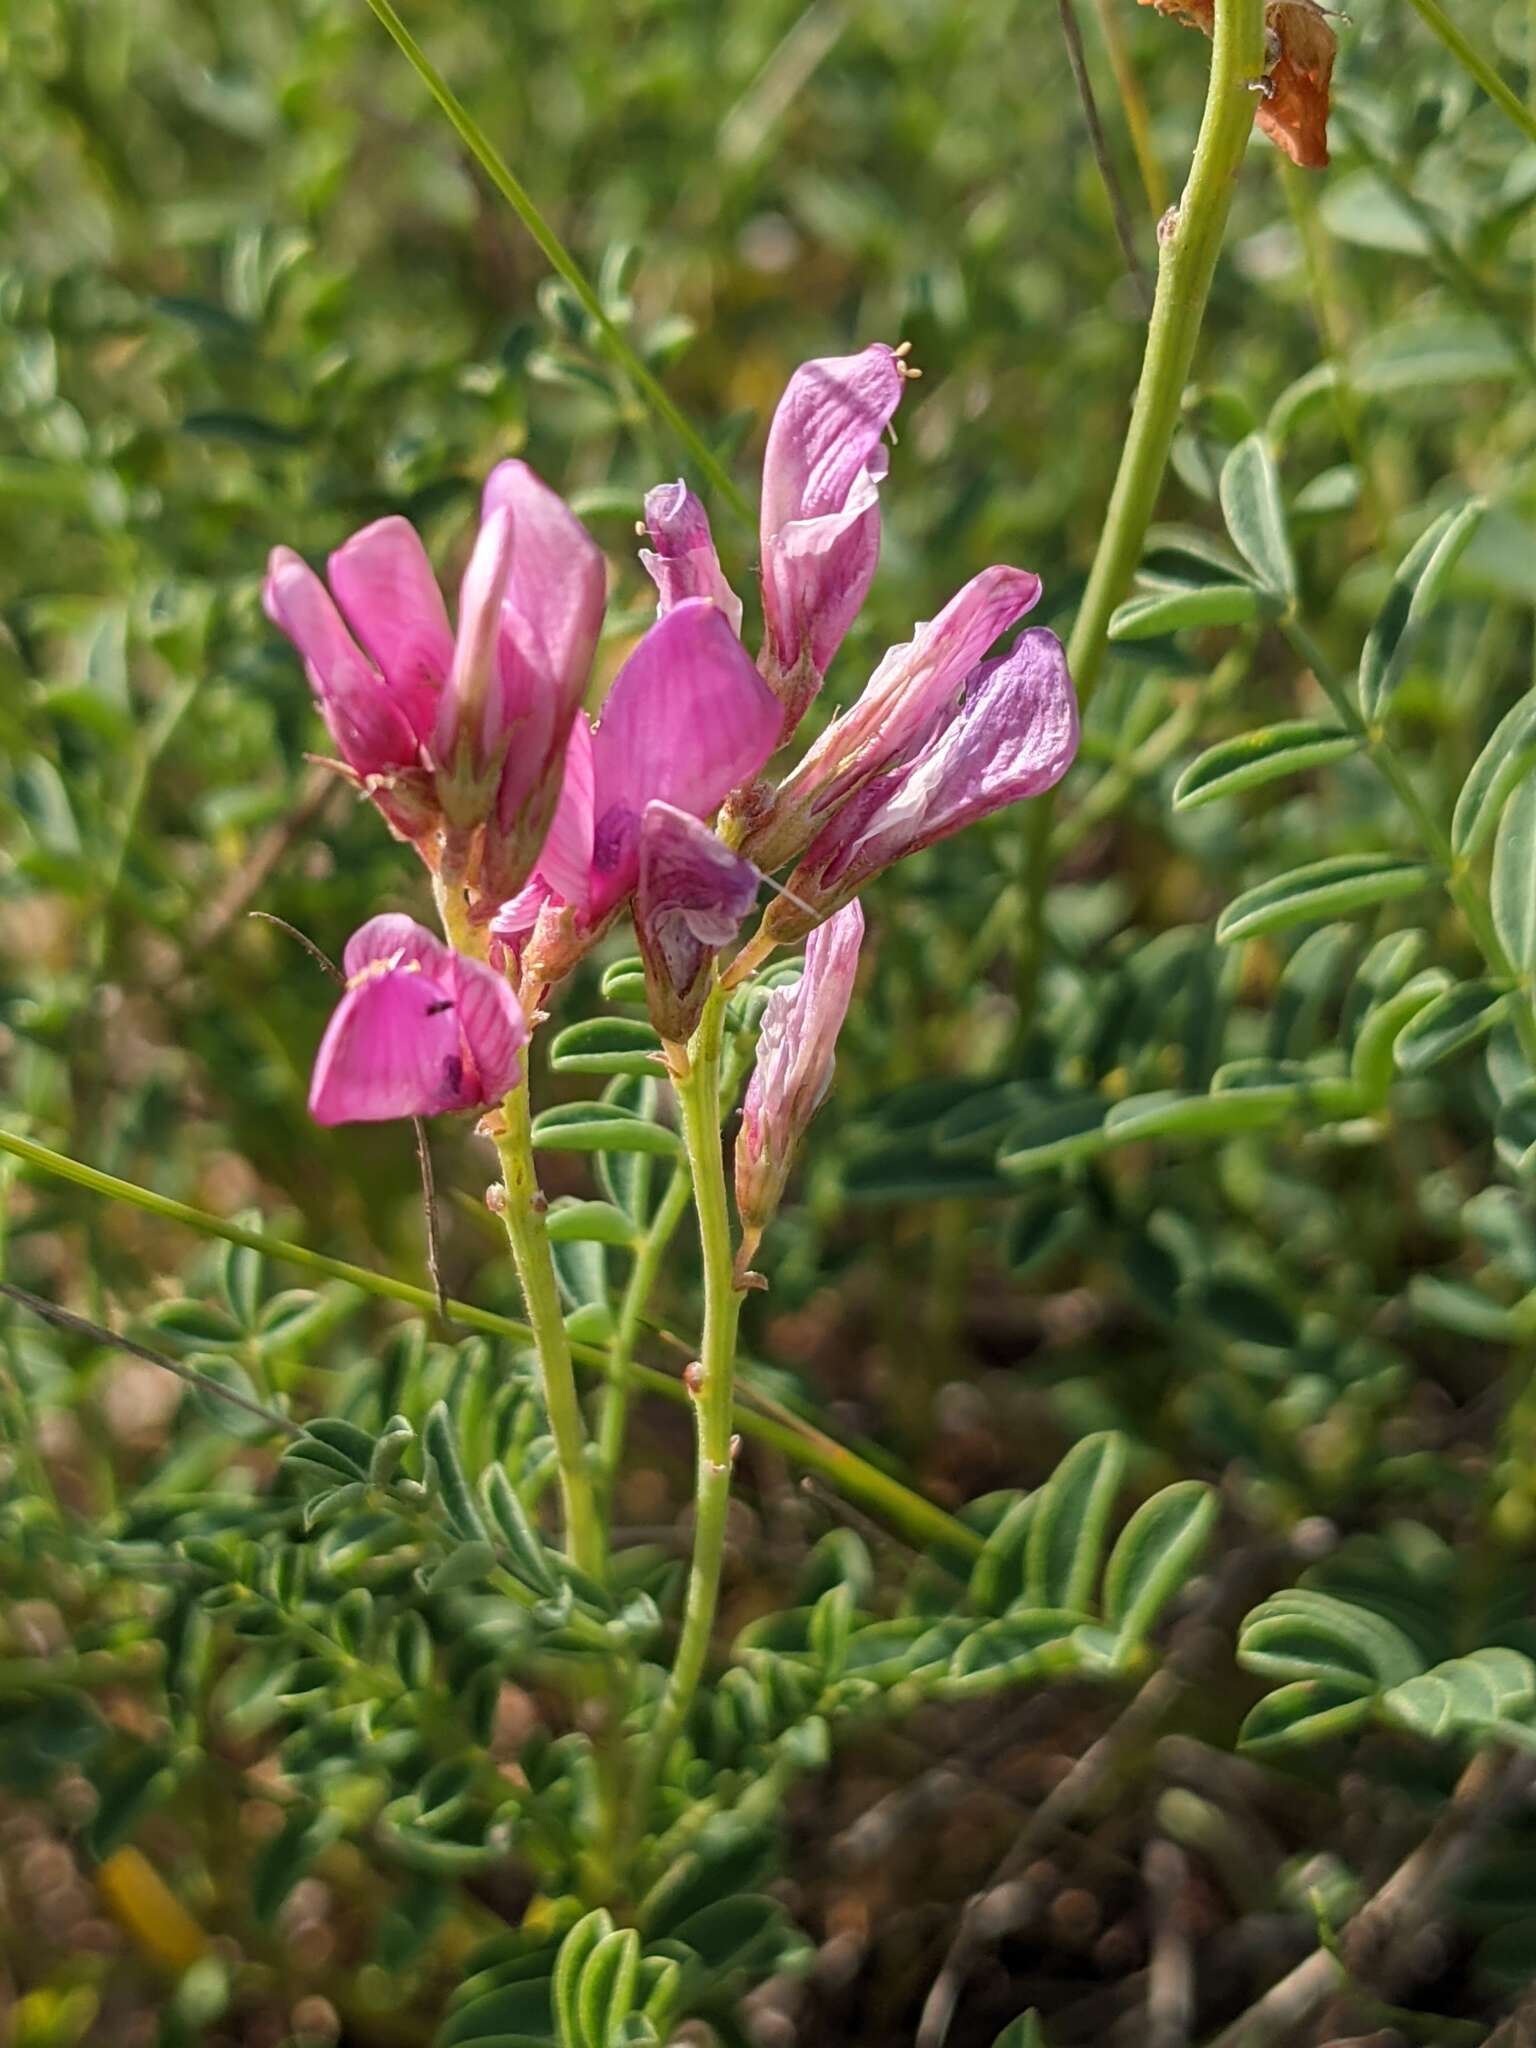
763, 627, 1078, 944
309, 915, 527, 1125
640, 481, 743, 636
264, 461, 606, 902
758, 343, 907, 737
634, 802, 760, 1043
735, 901, 865, 1240
744, 565, 1043, 874
497, 599, 781, 983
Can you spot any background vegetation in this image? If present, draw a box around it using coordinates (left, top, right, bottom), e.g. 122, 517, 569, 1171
4, 0, 1536, 2042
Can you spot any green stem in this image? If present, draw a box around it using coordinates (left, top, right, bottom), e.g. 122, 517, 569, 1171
359, 0, 753, 526
598, 1161, 692, 1497
1018, 0, 1266, 1003
491, 1079, 605, 1579
634, 982, 744, 1814
1401, 0, 1536, 147
0, 1127, 978, 1558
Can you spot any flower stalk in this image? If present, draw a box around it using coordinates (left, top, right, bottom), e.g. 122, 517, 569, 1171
492, 1076, 607, 1581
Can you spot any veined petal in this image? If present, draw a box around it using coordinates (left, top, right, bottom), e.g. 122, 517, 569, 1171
635, 801, 760, 1041
309, 964, 464, 1125
640, 480, 743, 635
435, 503, 517, 797
264, 547, 421, 782
446, 952, 527, 1101
341, 913, 452, 982
530, 713, 596, 911
759, 343, 905, 706
586, 600, 781, 920
326, 516, 453, 747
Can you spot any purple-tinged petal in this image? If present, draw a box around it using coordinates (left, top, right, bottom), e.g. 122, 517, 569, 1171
447, 952, 527, 1100
309, 962, 465, 1125
635, 801, 761, 1042
586, 600, 781, 922
745, 564, 1043, 876
735, 901, 864, 1238
640, 480, 743, 636
264, 547, 423, 786
767, 628, 1078, 942
326, 516, 453, 748
759, 343, 906, 725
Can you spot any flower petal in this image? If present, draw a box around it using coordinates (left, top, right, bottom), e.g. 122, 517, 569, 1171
635, 801, 760, 1041
326, 516, 453, 747
640, 480, 743, 635
447, 952, 527, 1101
309, 965, 464, 1124
586, 600, 781, 920
759, 343, 905, 700
530, 712, 596, 910
264, 547, 421, 782
341, 913, 452, 982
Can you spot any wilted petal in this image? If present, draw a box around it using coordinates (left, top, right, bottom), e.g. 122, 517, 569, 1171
586, 600, 781, 921
769, 628, 1078, 941
747, 564, 1043, 875
759, 343, 906, 721
327, 516, 453, 747
264, 547, 422, 785
640, 480, 743, 635
635, 801, 760, 1042
735, 900, 864, 1238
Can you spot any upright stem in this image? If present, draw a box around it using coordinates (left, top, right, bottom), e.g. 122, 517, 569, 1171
493, 1076, 606, 1581
597, 1161, 693, 1498
1017, 0, 1266, 1005
634, 980, 744, 1806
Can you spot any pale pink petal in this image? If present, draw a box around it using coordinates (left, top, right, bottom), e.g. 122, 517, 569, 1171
264, 547, 420, 781
759, 344, 905, 702
635, 801, 760, 1041
326, 517, 453, 748
446, 953, 527, 1100
735, 900, 864, 1234
586, 600, 781, 921
640, 480, 743, 636
309, 966, 463, 1125
434, 503, 517, 802
748, 564, 1044, 875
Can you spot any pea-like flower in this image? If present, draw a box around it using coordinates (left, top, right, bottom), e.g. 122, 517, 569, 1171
760, 627, 1078, 945
734, 900, 864, 1251
640, 481, 743, 636
309, 915, 527, 1125
634, 802, 761, 1045
264, 461, 606, 904
758, 343, 909, 738
492, 599, 781, 987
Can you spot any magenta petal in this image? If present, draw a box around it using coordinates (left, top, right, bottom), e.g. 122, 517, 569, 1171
759, 343, 905, 695
735, 900, 864, 1234
635, 801, 761, 1041
326, 517, 453, 747
264, 547, 421, 782
530, 713, 596, 911
309, 966, 464, 1125
434, 503, 517, 798
341, 914, 451, 982
481, 461, 607, 739
446, 952, 527, 1101
586, 600, 781, 921
640, 480, 743, 636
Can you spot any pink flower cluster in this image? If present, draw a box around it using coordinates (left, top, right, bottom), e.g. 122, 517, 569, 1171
267, 344, 1079, 1212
